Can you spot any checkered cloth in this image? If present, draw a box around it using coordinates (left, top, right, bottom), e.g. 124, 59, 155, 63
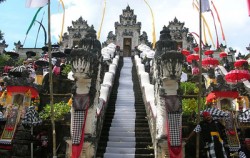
72, 110, 85, 144
238, 109, 250, 123
208, 136, 228, 158
229, 146, 241, 152
167, 112, 182, 146
200, 107, 229, 120
238, 150, 247, 158
22, 106, 42, 127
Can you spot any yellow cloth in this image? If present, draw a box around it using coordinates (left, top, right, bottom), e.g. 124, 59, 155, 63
211, 131, 222, 143
35, 75, 43, 85
67, 97, 72, 106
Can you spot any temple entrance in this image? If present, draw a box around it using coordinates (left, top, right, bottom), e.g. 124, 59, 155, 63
123, 38, 131, 57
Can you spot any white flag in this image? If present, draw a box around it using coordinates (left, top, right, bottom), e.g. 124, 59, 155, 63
26, 0, 48, 8
201, 0, 210, 12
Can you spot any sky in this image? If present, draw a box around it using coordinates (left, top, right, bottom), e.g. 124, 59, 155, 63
0, 0, 249, 55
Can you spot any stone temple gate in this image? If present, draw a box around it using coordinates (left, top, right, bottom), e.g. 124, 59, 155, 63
59, 5, 193, 57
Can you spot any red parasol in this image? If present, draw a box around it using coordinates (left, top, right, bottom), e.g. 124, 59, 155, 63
181, 49, 190, 56
225, 70, 250, 83
204, 50, 214, 56
186, 54, 199, 63
202, 57, 219, 67
219, 52, 228, 58
234, 59, 248, 68
193, 47, 199, 53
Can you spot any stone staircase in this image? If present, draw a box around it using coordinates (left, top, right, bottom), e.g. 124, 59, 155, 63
96, 57, 154, 158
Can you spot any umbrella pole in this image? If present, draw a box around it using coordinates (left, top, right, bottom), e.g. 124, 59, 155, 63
196, 0, 202, 157
47, 1, 57, 157
31, 126, 33, 158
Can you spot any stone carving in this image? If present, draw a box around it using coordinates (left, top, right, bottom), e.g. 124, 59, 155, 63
69, 25, 102, 158
152, 26, 184, 157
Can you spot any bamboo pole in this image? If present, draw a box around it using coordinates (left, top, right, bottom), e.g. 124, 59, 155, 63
196, 0, 202, 157
47, 1, 57, 157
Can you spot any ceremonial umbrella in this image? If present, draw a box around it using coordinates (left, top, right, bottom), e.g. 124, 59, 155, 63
193, 47, 199, 53
202, 57, 219, 67
186, 54, 199, 63
26, 51, 36, 58
22, 106, 42, 158
181, 49, 190, 56
234, 59, 248, 68
51, 51, 67, 58
204, 50, 214, 56
35, 58, 49, 67
219, 52, 228, 58
225, 70, 250, 84
5, 51, 19, 58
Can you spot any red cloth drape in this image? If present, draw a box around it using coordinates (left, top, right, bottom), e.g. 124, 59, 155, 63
6, 86, 39, 98
166, 118, 182, 158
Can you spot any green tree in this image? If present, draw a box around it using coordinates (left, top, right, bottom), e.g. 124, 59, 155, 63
39, 101, 71, 121
0, 30, 4, 41
0, 54, 11, 66
0, 0, 6, 4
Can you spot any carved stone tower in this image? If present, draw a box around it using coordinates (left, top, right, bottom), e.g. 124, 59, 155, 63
61, 17, 89, 49
167, 17, 192, 50
115, 5, 141, 57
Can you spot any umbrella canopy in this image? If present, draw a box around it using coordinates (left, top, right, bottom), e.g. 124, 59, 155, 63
35, 58, 49, 66
234, 59, 248, 68
141, 49, 155, 59
219, 52, 228, 58
101, 47, 115, 60
26, 51, 36, 57
107, 43, 116, 49
22, 106, 42, 127
186, 54, 199, 63
51, 51, 67, 58
202, 57, 219, 67
137, 44, 150, 52
204, 50, 214, 56
5, 51, 19, 58
225, 70, 250, 83
193, 47, 199, 53
181, 49, 190, 56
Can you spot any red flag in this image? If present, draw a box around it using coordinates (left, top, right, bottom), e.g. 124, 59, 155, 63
248, 0, 250, 16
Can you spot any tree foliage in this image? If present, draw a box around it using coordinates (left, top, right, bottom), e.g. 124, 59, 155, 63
0, 30, 4, 41
0, 0, 6, 3
39, 101, 71, 121
180, 82, 199, 95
